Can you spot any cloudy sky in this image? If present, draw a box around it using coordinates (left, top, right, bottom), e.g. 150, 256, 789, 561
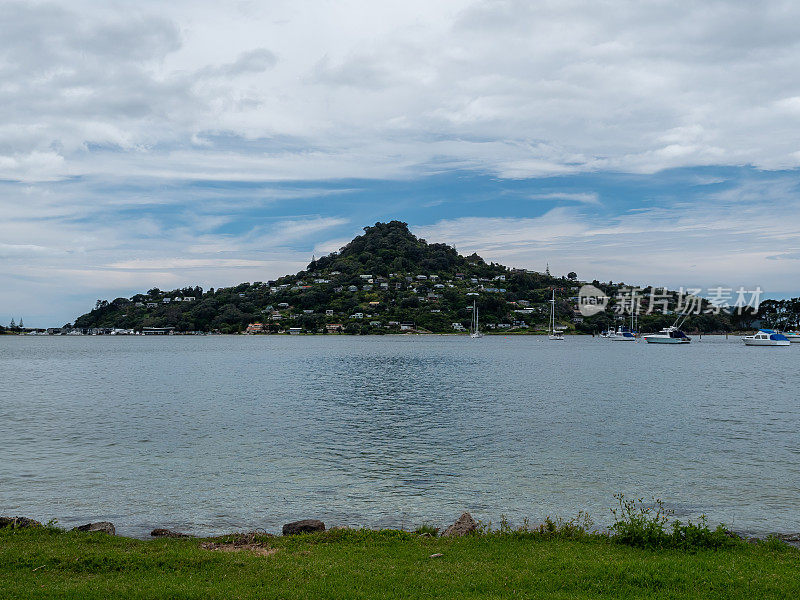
3, 0, 800, 326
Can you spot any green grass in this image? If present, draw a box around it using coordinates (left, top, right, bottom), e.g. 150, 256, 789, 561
1, 527, 799, 599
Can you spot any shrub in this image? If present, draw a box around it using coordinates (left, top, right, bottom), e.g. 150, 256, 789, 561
610, 494, 737, 550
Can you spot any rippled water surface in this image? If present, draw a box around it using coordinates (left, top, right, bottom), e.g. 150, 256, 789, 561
1, 335, 798, 537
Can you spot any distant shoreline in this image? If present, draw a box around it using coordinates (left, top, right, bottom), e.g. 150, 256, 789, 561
2, 331, 760, 337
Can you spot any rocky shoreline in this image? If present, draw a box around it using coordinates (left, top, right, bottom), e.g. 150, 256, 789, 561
3, 514, 799, 548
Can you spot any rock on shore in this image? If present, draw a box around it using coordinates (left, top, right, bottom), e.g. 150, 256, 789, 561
282, 519, 325, 535
73, 522, 116, 535
0, 516, 42, 529
442, 512, 477, 537
151, 528, 189, 538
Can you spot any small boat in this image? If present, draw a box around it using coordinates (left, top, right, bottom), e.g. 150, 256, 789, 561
742, 329, 791, 346
609, 311, 638, 341
470, 299, 484, 339
609, 326, 637, 341
548, 289, 564, 340
643, 315, 691, 344
778, 331, 800, 343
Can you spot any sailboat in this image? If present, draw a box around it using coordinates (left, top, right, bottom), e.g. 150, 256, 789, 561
608, 310, 638, 341
470, 299, 484, 338
548, 289, 564, 340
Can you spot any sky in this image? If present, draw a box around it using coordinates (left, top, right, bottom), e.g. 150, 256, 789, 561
2, 0, 800, 327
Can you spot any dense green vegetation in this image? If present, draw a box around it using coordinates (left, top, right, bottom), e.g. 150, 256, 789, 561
758, 298, 800, 330
73, 221, 760, 334
2, 524, 798, 599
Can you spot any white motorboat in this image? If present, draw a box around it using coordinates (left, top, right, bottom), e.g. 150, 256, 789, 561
742, 329, 791, 346
470, 299, 484, 338
609, 327, 637, 341
643, 315, 691, 344
606, 309, 639, 341
548, 289, 564, 340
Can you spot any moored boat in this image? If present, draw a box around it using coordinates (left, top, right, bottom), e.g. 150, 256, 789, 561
779, 331, 800, 343
548, 289, 564, 340
643, 316, 691, 344
742, 329, 791, 346
608, 324, 637, 341
470, 299, 484, 339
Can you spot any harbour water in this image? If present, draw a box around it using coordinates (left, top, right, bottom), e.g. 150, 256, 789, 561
1, 334, 798, 538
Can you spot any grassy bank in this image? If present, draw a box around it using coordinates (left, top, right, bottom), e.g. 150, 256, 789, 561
2, 527, 799, 599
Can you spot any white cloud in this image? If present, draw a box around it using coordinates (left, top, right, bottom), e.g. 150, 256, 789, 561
414, 179, 800, 294
2, 0, 800, 182
529, 192, 601, 205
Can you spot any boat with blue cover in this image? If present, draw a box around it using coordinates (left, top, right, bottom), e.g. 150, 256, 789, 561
742, 329, 791, 346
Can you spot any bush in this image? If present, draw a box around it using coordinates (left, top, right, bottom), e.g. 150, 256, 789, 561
610, 494, 736, 550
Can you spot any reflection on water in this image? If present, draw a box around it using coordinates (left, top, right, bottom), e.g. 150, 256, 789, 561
1, 334, 798, 537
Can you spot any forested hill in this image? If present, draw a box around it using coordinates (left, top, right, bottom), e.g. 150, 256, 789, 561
73, 220, 756, 334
